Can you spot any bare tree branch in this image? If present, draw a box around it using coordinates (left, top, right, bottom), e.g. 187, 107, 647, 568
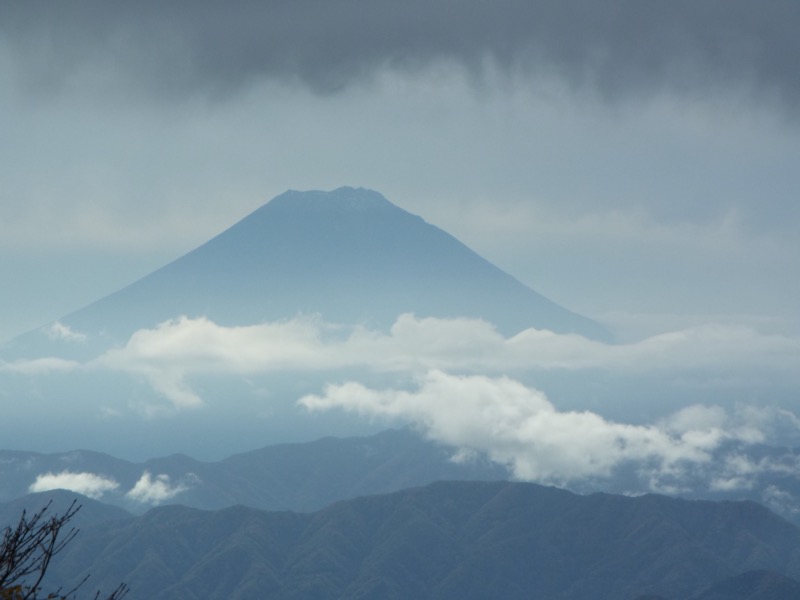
0, 501, 127, 600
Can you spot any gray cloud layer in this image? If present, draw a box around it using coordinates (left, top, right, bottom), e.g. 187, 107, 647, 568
2, 4, 798, 342
2, 1, 799, 106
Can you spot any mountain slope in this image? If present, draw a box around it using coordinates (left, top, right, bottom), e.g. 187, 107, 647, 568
10, 187, 609, 359
0, 489, 132, 531
691, 570, 800, 600
43, 481, 800, 600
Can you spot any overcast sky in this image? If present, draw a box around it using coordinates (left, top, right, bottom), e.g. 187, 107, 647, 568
1, 0, 799, 343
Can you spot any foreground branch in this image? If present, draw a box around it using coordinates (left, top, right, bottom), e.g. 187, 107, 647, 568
0, 500, 127, 600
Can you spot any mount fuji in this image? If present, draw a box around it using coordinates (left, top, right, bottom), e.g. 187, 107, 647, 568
1, 187, 612, 457
9, 186, 609, 359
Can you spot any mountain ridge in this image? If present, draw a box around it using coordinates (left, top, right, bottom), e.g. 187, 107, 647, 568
19, 480, 800, 600
0, 429, 509, 513
6, 429, 800, 525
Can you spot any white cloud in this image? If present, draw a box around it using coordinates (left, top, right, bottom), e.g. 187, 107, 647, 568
126, 471, 193, 504
94, 315, 337, 408
101, 315, 330, 371
88, 314, 800, 409
44, 322, 87, 343
29, 470, 119, 499
299, 370, 799, 490
6, 314, 795, 412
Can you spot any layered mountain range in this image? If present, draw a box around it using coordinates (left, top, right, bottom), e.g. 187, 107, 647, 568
3, 188, 797, 598
5, 427, 800, 527
0, 429, 508, 513
5, 481, 800, 600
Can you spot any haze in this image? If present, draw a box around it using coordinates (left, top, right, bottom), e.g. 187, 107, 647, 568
0, 3, 798, 476
1, 1, 798, 343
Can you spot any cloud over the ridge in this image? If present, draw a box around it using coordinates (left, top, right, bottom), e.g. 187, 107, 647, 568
88, 314, 800, 409
299, 370, 797, 491
29, 470, 119, 499
126, 471, 193, 505
26, 468, 196, 504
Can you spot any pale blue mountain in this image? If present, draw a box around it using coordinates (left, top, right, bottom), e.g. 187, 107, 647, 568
0, 429, 508, 514
5, 187, 609, 360
5, 429, 800, 526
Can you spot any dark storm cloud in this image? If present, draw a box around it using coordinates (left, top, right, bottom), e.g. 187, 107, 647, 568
2, 0, 799, 105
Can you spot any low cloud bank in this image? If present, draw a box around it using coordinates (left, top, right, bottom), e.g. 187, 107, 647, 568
300, 370, 800, 492
29, 470, 119, 499
89, 314, 799, 409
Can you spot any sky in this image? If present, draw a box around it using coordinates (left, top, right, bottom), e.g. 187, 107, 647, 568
1, 1, 800, 494
1, 0, 798, 344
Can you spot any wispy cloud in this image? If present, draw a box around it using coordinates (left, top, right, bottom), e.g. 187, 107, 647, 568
709, 453, 800, 492
94, 315, 334, 408
29, 470, 119, 499
299, 370, 800, 492
126, 471, 194, 504
0, 357, 81, 375
44, 321, 87, 343
762, 485, 800, 519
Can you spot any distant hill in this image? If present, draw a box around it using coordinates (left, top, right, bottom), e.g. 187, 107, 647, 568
0, 429, 508, 513
6, 430, 800, 526
35, 481, 800, 600
0, 489, 131, 530
7, 187, 609, 360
